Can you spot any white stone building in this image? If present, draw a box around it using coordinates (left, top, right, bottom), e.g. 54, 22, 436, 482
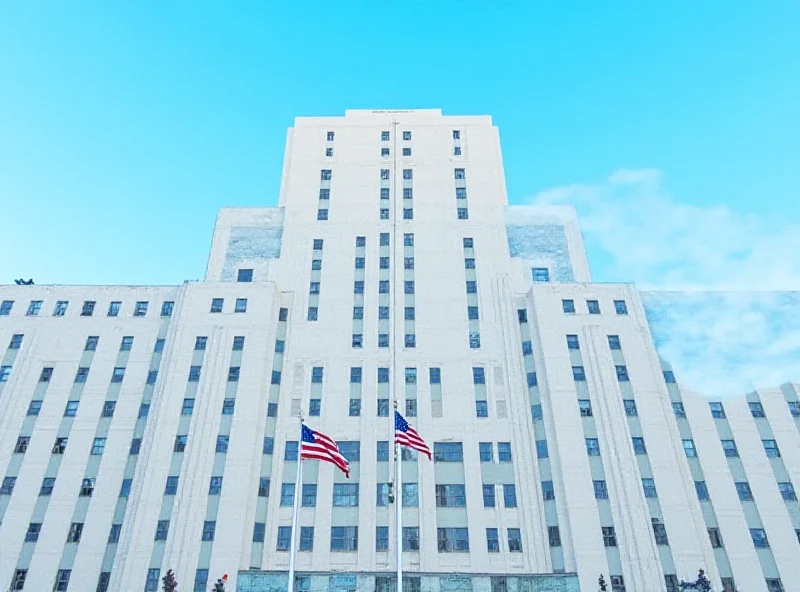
0, 109, 798, 592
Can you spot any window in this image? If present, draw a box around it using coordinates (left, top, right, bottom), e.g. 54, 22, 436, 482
381, 147, 390, 157
673, 402, 686, 418
708, 527, 723, 548
107, 524, 122, 544
457, 208, 469, 219
129, 438, 141, 454
120, 336, 134, 351
615, 365, 630, 381
778, 481, 797, 501
236, 268, 254, 283
578, 399, 593, 417
498, 442, 512, 462
527, 372, 538, 387
664, 370, 676, 383
376, 483, 390, 507
195, 336, 208, 350
614, 300, 628, 315
338, 441, 360, 462
331, 526, 358, 551
532, 268, 550, 283
301, 483, 317, 507
39, 477, 55, 495
402, 147, 411, 156
682, 439, 697, 457
788, 401, 800, 417
280, 483, 295, 506
53, 437, 68, 453
602, 526, 617, 547
79, 300, 96, 316
154, 338, 165, 352
404, 280, 414, 294
565, 334, 580, 350
541, 480, 555, 500
202, 521, 216, 541
27, 400, 42, 416
750, 528, 769, 548
308, 306, 320, 321
695, 481, 710, 501
766, 580, 785, 592
250, 521, 265, 543
333, 483, 359, 506
503, 484, 517, 507
321, 169, 332, 180
104, 301, 120, 316
91, 437, 106, 455
531, 404, 543, 420
476, 400, 488, 417
311, 366, 324, 383
299, 526, 314, 551
54, 570, 72, 592
155, 520, 170, 541
586, 438, 601, 456
181, 398, 195, 416
405, 399, 417, 417
285, 441, 299, 461
593, 480, 608, 499
623, 399, 638, 417
309, 398, 321, 416
562, 299, 575, 313
435, 484, 466, 507
380, 130, 390, 141
572, 366, 586, 381
53, 300, 70, 316
0, 300, 13, 315
377, 441, 389, 461
607, 335, 621, 350
536, 440, 549, 458
9, 334, 23, 349
235, 298, 248, 313
632, 437, 647, 455
75, 366, 89, 384
188, 366, 201, 382
134, 301, 148, 316
735, 481, 753, 501
64, 400, 79, 417
486, 528, 499, 552
651, 519, 669, 545
642, 478, 657, 498
377, 399, 389, 416
587, 299, 600, 314
710, 402, 725, 418
26, 300, 42, 316
39, 366, 54, 382
438, 527, 469, 552
479, 442, 493, 462
454, 146, 462, 155
721, 439, 738, 457
354, 281, 364, 294
0, 476, 16, 495
14, 437, 29, 453
403, 526, 420, 551
67, 521, 84, 542
24, 522, 41, 542
452, 130, 462, 140
749, 402, 766, 418
10, 570, 27, 592
352, 307, 363, 320
434, 442, 463, 462
763, 439, 780, 457
547, 525, 561, 547
120, 478, 133, 497
402, 483, 418, 507
216, 435, 229, 453
210, 298, 224, 313
721, 579, 736, 592
504, 528, 522, 552
262, 437, 274, 455
146, 370, 158, 385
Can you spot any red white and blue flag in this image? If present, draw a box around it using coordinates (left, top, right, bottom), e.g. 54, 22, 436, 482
300, 424, 350, 477
395, 411, 431, 460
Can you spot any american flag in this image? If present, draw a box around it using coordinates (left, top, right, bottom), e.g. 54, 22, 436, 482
395, 411, 431, 460
300, 424, 350, 477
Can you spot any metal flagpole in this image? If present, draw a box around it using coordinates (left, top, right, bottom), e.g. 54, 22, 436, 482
287, 418, 304, 592
394, 405, 403, 592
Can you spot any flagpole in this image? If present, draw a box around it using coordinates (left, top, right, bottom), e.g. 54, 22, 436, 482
394, 406, 403, 592
287, 417, 304, 592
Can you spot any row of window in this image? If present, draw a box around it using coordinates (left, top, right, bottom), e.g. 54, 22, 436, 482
558, 297, 628, 315
1, 298, 165, 318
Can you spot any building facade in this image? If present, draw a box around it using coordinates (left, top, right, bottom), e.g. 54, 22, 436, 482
0, 109, 798, 592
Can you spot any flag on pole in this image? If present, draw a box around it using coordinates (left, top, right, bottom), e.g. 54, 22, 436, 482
300, 424, 350, 477
395, 411, 432, 460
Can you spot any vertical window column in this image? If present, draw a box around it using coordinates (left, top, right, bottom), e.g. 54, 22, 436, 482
473, 367, 488, 419
402, 168, 413, 220
318, 169, 331, 220
378, 233, 391, 348
519, 306, 563, 571
463, 238, 480, 349
308, 239, 323, 321
377, 367, 390, 417
352, 236, 366, 348
455, 168, 468, 219
404, 367, 418, 419
251, 308, 289, 568
379, 169, 391, 220
403, 233, 416, 348
666, 365, 737, 590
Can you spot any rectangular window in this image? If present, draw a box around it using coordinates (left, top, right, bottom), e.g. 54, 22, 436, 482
67, 522, 84, 542
333, 483, 359, 507
749, 402, 766, 418
708, 527, 723, 548
503, 484, 517, 507
532, 268, 550, 283
235, 298, 248, 313
155, 338, 165, 352
593, 480, 608, 499
579, 399, 593, 417
280, 483, 295, 506
75, 367, 90, 383
642, 478, 658, 498
527, 372, 538, 387
614, 300, 628, 315
542, 480, 555, 500
476, 400, 488, 417
602, 527, 617, 547
0, 300, 13, 316
435, 484, 467, 507
39, 367, 54, 382
763, 439, 781, 457
566, 334, 580, 350
302, 484, 318, 507
562, 299, 575, 313
683, 439, 697, 457
572, 366, 586, 381
548, 526, 561, 547
586, 438, 601, 456
498, 442, 512, 462
673, 402, 686, 418
531, 404, 543, 420
482, 483, 496, 507
616, 365, 630, 381
434, 442, 463, 462
299, 526, 314, 551
652, 519, 669, 545
54, 301, 69, 316
54, 570, 71, 592
736, 481, 753, 501
155, 520, 170, 541
331, 526, 358, 551
215, 435, 229, 453
788, 401, 800, 417
536, 440, 548, 458
317, 209, 329, 220
710, 402, 726, 418
377, 399, 389, 416
479, 442, 493, 462
457, 207, 469, 219
750, 528, 769, 548
64, 400, 79, 416
9, 334, 23, 349
485, 528, 499, 552
664, 370, 676, 383
120, 336, 134, 351
91, 437, 106, 455
695, 481, 710, 501
721, 439, 739, 457
309, 399, 321, 416
27, 400, 42, 416
285, 441, 299, 461
608, 335, 621, 350
587, 300, 600, 314
174, 435, 187, 453
188, 366, 201, 382
623, 399, 638, 417
134, 301, 148, 316
632, 437, 647, 455
438, 527, 469, 552
276, 526, 292, 551
778, 482, 796, 501
377, 441, 389, 461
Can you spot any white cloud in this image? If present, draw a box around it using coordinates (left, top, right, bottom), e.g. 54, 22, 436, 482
530, 170, 800, 398
531, 168, 800, 291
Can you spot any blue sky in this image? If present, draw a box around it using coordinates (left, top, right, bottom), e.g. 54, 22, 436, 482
1, 0, 799, 287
